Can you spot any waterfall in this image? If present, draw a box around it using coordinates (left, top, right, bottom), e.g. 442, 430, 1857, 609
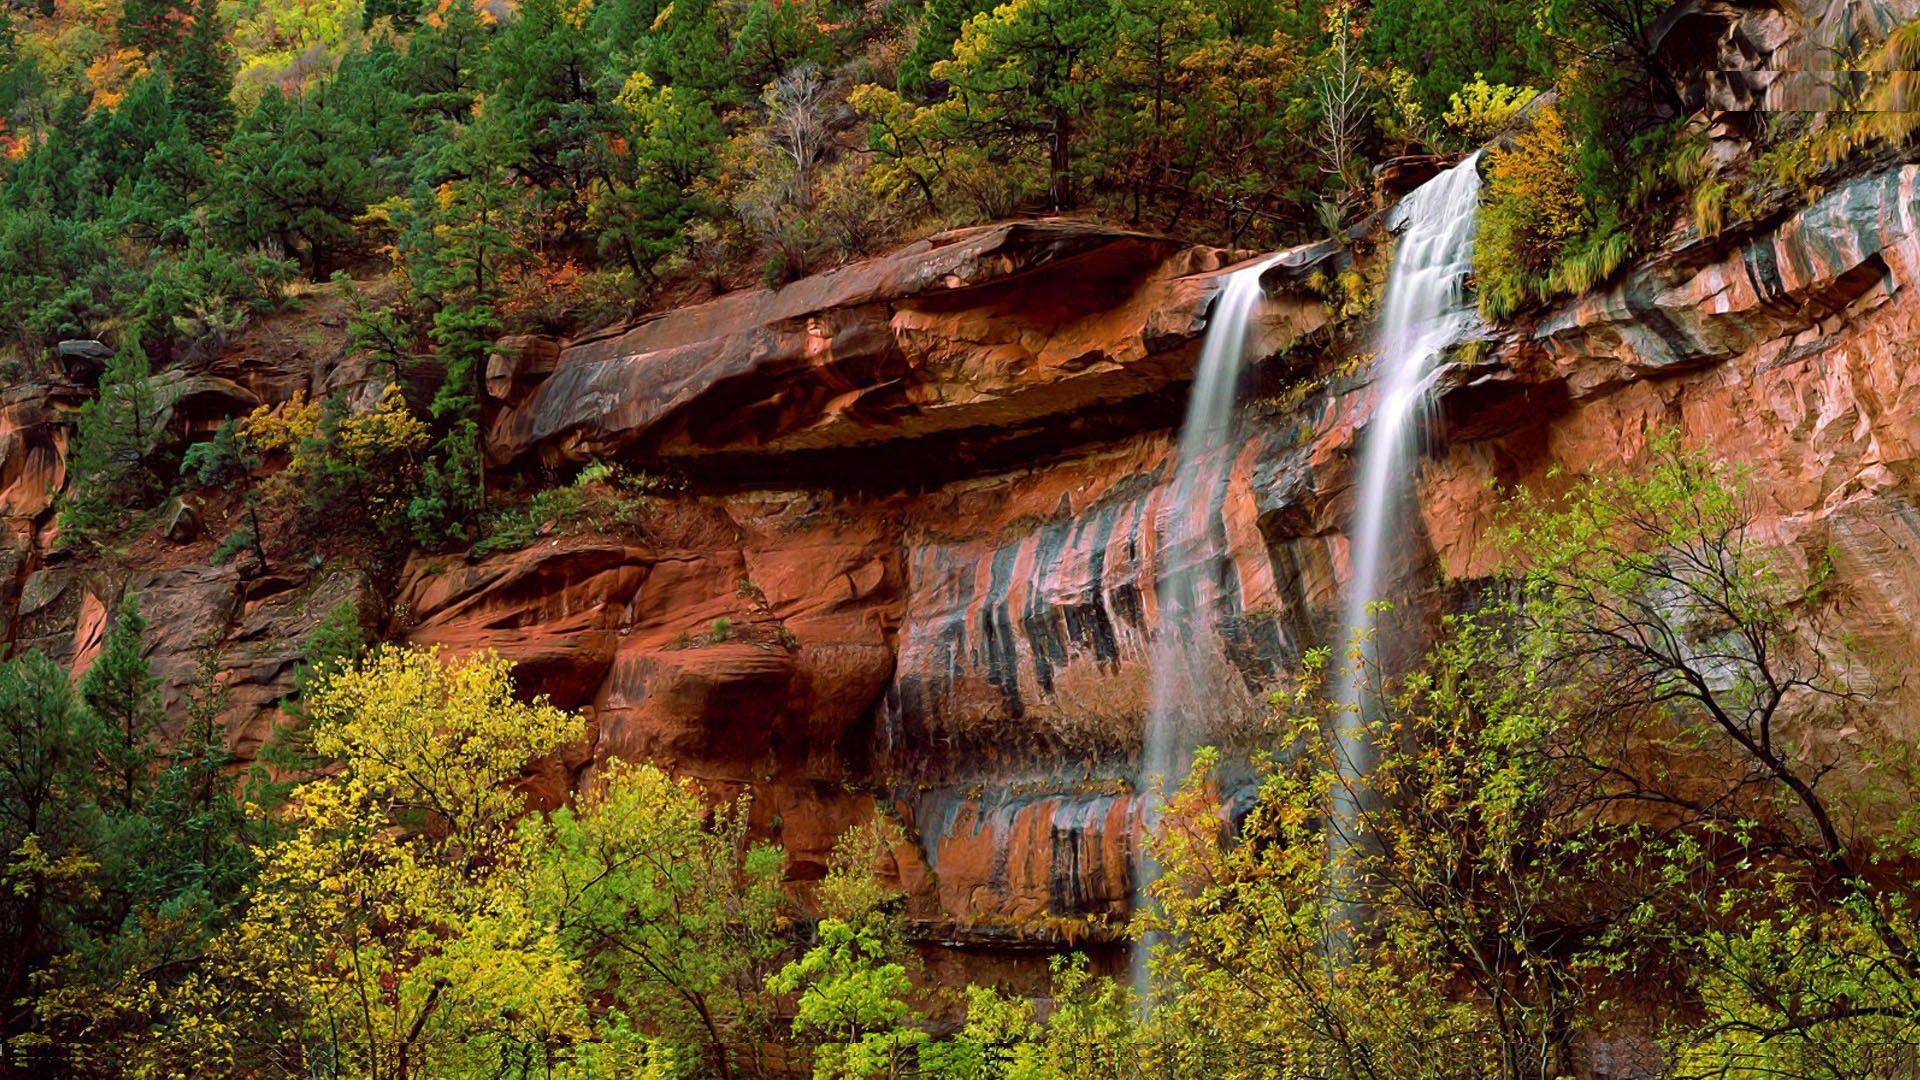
1128, 156, 1482, 1007
1327, 154, 1483, 896
1131, 252, 1282, 1004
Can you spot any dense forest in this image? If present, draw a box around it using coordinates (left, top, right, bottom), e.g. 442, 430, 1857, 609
6, 0, 1920, 1075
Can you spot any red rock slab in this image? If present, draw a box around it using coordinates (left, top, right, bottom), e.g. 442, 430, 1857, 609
487, 221, 1315, 468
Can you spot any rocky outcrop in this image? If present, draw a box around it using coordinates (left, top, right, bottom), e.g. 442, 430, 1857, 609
487, 221, 1322, 481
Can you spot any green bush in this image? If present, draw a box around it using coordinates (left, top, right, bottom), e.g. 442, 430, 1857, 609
134, 239, 296, 353
472, 464, 656, 555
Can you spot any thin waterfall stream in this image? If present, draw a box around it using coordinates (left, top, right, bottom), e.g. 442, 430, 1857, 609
1326, 154, 1482, 894
1131, 252, 1283, 1002
1130, 155, 1482, 1007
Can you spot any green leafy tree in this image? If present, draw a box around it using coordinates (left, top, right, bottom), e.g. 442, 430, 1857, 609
769, 919, 928, 1079
521, 760, 789, 1079
0, 650, 98, 1058
1495, 436, 1920, 1069
933, 0, 1115, 211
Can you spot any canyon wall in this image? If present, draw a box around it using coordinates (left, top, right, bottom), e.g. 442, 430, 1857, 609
5, 0, 1920, 975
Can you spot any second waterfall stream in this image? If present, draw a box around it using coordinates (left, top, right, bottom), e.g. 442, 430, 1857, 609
1132, 153, 1483, 1004
1326, 153, 1482, 884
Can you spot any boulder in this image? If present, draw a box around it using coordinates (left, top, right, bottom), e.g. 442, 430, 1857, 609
55, 340, 112, 385
162, 498, 201, 543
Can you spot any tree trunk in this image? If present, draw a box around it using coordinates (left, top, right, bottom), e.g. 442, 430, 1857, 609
1050, 109, 1073, 212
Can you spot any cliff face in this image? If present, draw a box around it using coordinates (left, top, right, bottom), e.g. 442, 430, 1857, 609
6, 0, 1920, 971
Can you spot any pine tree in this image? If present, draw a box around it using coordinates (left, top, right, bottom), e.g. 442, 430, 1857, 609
59, 338, 167, 547
79, 599, 162, 819
898, 0, 993, 99
482, 0, 609, 233
594, 71, 724, 284
933, 0, 1115, 211
222, 88, 378, 277
647, 0, 738, 102
144, 641, 254, 903
119, 0, 185, 58
167, 0, 237, 149
408, 301, 500, 545
732, 0, 828, 89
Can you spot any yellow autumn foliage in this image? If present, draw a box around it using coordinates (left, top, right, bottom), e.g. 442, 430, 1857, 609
100, 647, 779, 1076
239, 383, 428, 533
306, 646, 581, 848
1474, 103, 1588, 319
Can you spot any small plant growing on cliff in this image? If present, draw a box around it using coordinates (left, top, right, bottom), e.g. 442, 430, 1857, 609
1474, 103, 1589, 319
182, 419, 270, 570
473, 463, 653, 555
1441, 75, 1537, 145
241, 385, 429, 547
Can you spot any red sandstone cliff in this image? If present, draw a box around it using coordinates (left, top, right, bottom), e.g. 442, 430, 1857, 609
6, 0, 1920, 977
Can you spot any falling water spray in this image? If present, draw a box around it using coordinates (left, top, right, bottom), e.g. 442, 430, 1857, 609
1128, 156, 1483, 1009
1327, 154, 1483, 915
1131, 253, 1282, 1004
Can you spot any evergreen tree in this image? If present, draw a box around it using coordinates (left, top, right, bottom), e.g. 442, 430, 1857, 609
732, 0, 829, 89
593, 72, 724, 283
222, 87, 379, 277
144, 642, 254, 905
898, 0, 993, 99
80, 75, 176, 197
167, 0, 237, 149
482, 0, 608, 237
79, 599, 162, 820
59, 339, 167, 546
933, 0, 1115, 211
0, 211, 130, 363
646, 0, 738, 102
110, 119, 219, 247
396, 0, 492, 118
1100, 0, 1211, 220
119, 0, 186, 59
409, 301, 499, 545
